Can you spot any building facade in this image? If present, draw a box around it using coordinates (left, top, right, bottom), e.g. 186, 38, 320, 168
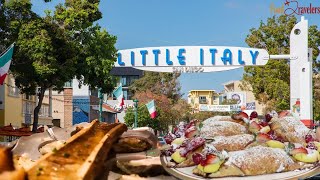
107, 67, 144, 123
222, 80, 265, 114
109, 67, 143, 100
187, 90, 220, 113
0, 74, 52, 128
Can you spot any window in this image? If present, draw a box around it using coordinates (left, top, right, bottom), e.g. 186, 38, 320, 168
199, 96, 207, 104
64, 81, 73, 88
39, 105, 49, 117
7, 76, 19, 97
123, 90, 128, 100
120, 76, 139, 87
120, 76, 127, 86
23, 94, 32, 100
22, 101, 34, 115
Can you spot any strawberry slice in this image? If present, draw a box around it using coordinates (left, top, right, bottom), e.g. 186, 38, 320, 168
200, 154, 219, 166
259, 121, 269, 127
249, 121, 261, 133
256, 133, 272, 143
290, 147, 308, 155
185, 126, 198, 138
238, 112, 249, 119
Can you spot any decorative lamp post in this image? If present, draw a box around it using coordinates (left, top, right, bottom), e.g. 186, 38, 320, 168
133, 99, 139, 128
98, 88, 103, 122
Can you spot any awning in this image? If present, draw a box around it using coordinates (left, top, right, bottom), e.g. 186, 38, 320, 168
91, 104, 119, 114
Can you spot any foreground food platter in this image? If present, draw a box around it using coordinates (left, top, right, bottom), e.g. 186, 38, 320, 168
160, 156, 320, 180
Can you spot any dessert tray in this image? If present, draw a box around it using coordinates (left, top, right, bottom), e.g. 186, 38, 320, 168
160, 112, 320, 180
161, 156, 320, 180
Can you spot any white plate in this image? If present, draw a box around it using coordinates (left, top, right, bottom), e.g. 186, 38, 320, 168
160, 155, 320, 180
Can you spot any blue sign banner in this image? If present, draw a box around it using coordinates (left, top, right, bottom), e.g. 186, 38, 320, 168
115, 46, 270, 72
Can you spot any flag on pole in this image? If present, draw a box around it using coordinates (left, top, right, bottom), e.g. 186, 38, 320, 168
0, 44, 14, 85
146, 100, 157, 119
113, 84, 124, 108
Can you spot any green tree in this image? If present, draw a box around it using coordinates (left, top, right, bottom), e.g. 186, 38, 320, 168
2, 0, 117, 132
243, 15, 320, 112
129, 71, 182, 101
124, 106, 162, 133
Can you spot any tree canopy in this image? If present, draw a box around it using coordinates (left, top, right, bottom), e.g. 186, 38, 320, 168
1, 0, 117, 131
129, 71, 182, 102
242, 15, 320, 113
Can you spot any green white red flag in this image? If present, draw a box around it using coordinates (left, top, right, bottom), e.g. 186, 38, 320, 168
113, 84, 124, 108
0, 44, 14, 85
146, 100, 157, 119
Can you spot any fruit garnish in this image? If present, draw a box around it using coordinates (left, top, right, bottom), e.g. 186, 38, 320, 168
265, 114, 272, 122
185, 120, 195, 130
239, 112, 249, 119
256, 133, 272, 143
259, 120, 269, 127
266, 140, 285, 149
305, 134, 314, 143
260, 125, 271, 134
161, 146, 175, 156
180, 137, 205, 157
200, 154, 219, 166
171, 137, 185, 145
274, 136, 285, 143
293, 150, 319, 163
192, 153, 204, 165
173, 127, 178, 133
164, 133, 176, 144
171, 150, 187, 163
250, 111, 258, 119
203, 163, 222, 173
290, 147, 308, 155
185, 126, 198, 138
249, 121, 261, 134
306, 142, 318, 150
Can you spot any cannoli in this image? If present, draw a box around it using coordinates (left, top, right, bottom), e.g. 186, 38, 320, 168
200, 121, 248, 139
194, 146, 302, 177
270, 116, 315, 144
209, 134, 255, 151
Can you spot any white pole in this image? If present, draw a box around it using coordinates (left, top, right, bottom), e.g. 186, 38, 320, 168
269, 54, 291, 59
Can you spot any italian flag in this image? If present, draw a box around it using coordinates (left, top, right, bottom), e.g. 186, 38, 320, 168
146, 100, 157, 119
113, 84, 124, 107
0, 44, 14, 85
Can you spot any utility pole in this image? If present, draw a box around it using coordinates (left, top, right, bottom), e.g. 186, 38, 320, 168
133, 99, 139, 128
98, 88, 103, 122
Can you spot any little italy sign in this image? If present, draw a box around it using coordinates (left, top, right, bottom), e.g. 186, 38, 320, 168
116, 46, 269, 72
114, 17, 313, 124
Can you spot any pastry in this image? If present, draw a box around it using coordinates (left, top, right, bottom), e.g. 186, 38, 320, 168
163, 137, 205, 168
270, 116, 315, 144
194, 146, 302, 177
27, 120, 127, 180
200, 121, 248, 139
203, 115, 246, 126
113, 130, 157, 153
209, 134, 255, 151
0, 146, 26, 180
192, 144, 228, 176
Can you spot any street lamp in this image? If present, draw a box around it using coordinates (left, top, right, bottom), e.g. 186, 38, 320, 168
98, 88, 103, 122
133, 99, 139, 128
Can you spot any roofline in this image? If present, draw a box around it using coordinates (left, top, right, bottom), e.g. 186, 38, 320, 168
188, 90, 216, 92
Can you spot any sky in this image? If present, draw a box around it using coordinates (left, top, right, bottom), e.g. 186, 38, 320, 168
31, 0, 320, 98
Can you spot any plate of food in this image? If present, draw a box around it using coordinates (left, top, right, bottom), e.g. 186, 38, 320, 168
160, 112, 320, 180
